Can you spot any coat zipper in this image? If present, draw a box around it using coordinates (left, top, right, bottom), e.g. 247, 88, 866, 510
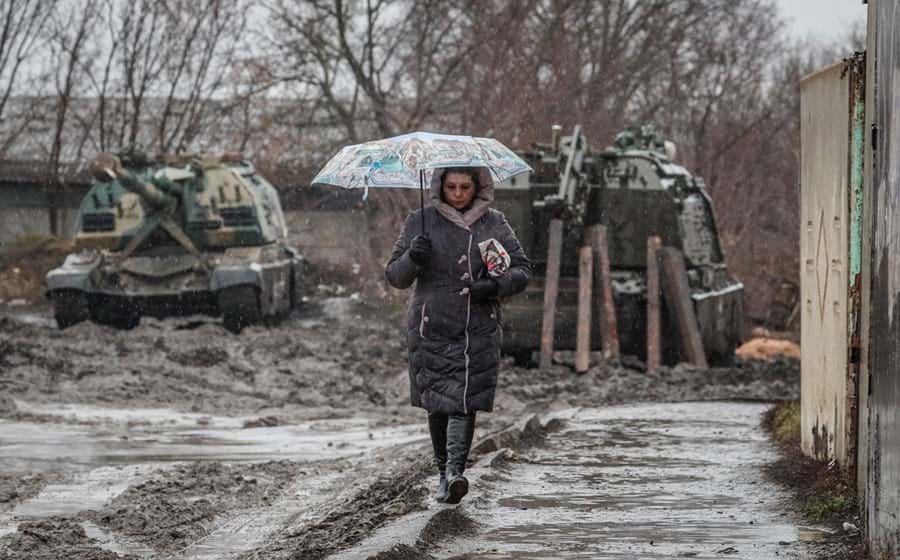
463, 233, 473, 414
419, 303, 427, 338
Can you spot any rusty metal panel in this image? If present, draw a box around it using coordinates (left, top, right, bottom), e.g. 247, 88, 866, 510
866, 0, 900, 555
799, 62, 852, 466
845, 53, 867, 481
857, 0, 878, 502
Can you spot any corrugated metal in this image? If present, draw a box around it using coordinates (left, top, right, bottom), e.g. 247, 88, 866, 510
865, 0, 900, 555
799, 61, 853, 466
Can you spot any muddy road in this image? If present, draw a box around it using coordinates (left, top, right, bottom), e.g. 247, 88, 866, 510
337, 403, 832, 559
0, 298, 806, 559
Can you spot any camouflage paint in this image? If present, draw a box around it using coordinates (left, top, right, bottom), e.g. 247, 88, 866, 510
493, 126, 743, 364
46, 154, 303, 325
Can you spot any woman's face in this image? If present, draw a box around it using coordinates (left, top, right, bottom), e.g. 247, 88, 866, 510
442, 171, 477, 210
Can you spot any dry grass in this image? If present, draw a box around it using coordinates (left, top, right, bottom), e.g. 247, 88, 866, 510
762, 401, 866, 559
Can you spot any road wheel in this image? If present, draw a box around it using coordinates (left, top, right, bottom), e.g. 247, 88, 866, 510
289, 260, 305, 310
507, 349, 535, 368
52, 290, 89, 329
219, 285, 262, 333
89, 296, 141, 330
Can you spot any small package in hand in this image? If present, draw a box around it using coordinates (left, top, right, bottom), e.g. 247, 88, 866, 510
478, 238, 511, 278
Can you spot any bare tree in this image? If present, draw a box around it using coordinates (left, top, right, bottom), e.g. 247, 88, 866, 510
265, 0, 477, 144
154, 0, 251, 153
46, 0, 102, 235
0, 0, 55, 158
77, 0, 253, 155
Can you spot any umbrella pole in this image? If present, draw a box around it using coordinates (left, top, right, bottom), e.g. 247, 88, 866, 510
419, 169, 426, 234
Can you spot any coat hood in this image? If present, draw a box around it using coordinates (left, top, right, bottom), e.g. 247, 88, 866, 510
429, 167, 494, 230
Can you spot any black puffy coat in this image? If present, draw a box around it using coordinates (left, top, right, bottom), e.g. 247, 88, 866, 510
385, 169, 531, 415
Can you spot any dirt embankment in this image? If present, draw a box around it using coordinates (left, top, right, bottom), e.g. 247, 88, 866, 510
0, 235, 71, 304
498, 356, 799, 410
0, 300, 415, 423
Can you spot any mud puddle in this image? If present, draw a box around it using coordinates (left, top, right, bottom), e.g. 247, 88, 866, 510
429, 403, 820, 559
1, 403, 424, 474
0, 405, 426, 555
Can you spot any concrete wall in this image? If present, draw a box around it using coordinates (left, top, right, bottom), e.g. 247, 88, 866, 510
799, 61, 860, 467
0, 208, 80, 243
284, 208, 372, 272
863, 0, 900, 555
0, 185, 80, 245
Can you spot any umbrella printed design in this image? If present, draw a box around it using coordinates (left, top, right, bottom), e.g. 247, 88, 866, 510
311, 132, 532, 191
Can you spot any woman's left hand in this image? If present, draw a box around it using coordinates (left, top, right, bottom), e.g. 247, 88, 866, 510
470, 278, 499, 301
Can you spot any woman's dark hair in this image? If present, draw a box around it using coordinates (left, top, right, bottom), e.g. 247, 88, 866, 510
440, 167, 481, 191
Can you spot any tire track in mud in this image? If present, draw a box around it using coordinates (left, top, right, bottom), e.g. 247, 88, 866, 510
0, 466, 156, 534
0, 407, 433, 560
239, 451, 433, 560
177, 459, 361, 560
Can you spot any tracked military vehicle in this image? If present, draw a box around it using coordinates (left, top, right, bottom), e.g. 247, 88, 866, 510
46, 151, 304, 332
494, 125, 743, 365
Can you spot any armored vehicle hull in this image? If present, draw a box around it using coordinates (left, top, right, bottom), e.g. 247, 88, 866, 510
494, 126, 743, 366
47, 153, 304, 332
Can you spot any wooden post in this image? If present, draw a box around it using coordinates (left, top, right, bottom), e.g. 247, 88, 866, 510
658, 247, 708, 368
576, 245, 593, 373
539, 219, 564, 368
589, 225, 620, 360
646, 236, 662, 373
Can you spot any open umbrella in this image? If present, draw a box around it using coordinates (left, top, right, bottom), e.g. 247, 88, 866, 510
311, 131, 533, 230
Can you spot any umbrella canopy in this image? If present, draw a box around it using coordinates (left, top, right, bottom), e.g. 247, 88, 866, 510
311, 131, 532, 193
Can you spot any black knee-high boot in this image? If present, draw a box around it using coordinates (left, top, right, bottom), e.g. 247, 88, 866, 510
445, 413, 476, 504
427, 412, 449, 502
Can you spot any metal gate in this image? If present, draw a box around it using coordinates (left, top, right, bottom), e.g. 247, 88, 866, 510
799, 58, 865, 468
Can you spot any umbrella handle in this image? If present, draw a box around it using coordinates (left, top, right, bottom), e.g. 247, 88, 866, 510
419, 169, 426, 235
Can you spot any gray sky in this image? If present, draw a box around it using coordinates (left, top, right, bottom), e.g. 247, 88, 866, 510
778, 0, 867, 41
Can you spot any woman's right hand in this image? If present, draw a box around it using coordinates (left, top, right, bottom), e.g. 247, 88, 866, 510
408, 235, 432, 266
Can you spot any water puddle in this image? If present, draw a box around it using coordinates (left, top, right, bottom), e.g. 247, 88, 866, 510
81, 520, 156, 557
1, 404, 425, 474
797, 526, 835, 542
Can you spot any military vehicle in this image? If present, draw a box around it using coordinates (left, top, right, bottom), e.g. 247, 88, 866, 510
494, 125, 743, 366
46, 151, 304, 332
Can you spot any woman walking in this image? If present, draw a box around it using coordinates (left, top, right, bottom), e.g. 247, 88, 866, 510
385, 166, 531, 504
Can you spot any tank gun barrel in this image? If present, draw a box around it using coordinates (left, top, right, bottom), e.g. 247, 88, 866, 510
89, 152, 180, 211
117, 170, 176, 210
533, 125, 589, 222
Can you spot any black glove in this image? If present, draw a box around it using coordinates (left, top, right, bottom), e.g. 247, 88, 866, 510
470, 277, 499, 301
408, 235, 432, 266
